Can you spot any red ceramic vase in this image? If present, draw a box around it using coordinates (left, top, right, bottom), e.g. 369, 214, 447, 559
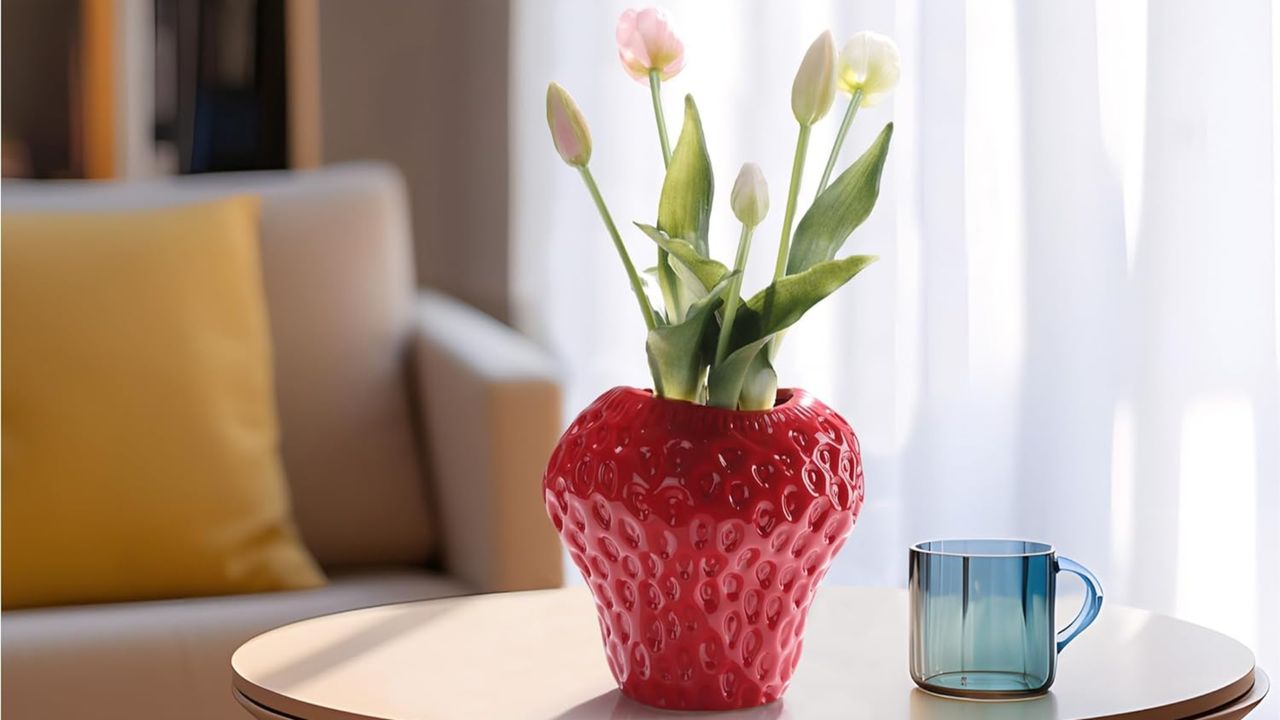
542, 387, 864, 710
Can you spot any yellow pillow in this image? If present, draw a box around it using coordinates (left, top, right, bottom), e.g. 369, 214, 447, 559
2, 196, 325, 609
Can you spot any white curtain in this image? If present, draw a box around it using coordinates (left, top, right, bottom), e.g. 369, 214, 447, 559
510, 0, 1280, 684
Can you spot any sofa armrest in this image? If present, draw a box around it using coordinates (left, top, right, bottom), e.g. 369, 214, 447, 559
412, 289, 564, 592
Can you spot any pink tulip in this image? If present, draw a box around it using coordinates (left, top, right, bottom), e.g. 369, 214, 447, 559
546, 83, 592, 167
616, 7, 685, 83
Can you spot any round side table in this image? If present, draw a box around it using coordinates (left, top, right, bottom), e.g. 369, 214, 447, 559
231, 587, 1269, 719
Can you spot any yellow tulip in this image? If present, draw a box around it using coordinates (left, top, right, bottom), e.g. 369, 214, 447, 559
838, 32, 901, 106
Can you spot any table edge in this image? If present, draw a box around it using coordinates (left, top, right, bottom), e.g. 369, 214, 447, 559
233, 667, 388, 720
229, 587, 1261, 720
1156, 669, 1257, 720
234, 687, 299, 720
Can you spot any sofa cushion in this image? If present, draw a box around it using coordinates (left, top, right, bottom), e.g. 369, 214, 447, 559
2, 197, 325, 609
2, 164, 435, 568
0, 568, 470, 720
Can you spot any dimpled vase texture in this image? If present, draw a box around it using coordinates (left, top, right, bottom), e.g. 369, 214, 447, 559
542, 387, 865, 710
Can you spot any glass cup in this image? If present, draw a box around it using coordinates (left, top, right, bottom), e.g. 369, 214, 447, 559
908, 539, 1103, 699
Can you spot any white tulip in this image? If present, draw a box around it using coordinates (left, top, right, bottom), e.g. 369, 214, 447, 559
791, 31, 837, 126
730, 163, 769, 228
837, 31, 901, 106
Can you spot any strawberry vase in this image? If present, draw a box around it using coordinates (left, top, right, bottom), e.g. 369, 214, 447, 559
542, 386, 865, 710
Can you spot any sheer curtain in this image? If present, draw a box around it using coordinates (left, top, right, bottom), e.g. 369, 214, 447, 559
511, 0, 1280, 683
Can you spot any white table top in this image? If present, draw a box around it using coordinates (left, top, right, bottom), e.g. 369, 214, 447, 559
232, 587, 1265, 720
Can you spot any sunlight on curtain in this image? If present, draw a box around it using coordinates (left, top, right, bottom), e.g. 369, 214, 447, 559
964, 0, 1024, 388
1108, 403, 1136, 601
1095, 0, 1147, 269
1177, 396, 1258, 654
510, 0, 1280, 684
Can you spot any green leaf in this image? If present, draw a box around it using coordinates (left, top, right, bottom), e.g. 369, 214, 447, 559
670, 255, 708, 305
708, 335, 772, 409
635, 223, 729, 292
637, 266, 670, 326
658, 95, 714, 256
646, 272, 738, 401
747, 255, 878, 337
786, 123, 892, 276
739, 348, 778, 411
708, 256, 875, 410
656, 256, 683, 323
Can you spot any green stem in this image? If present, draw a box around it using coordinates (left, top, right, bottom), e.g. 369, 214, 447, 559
578, 166, 657, 331
715, 224, 754, 365
773, 123, 812, 279
816, 89, 863, 197
648, 70, 672, 168
648, 70, 674, 324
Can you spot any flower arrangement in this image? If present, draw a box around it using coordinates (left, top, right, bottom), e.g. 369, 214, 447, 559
546, 8, 899, 410
541, 11, 900, 708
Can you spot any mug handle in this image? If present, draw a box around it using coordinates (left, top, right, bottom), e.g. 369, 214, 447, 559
1055, 555, 1104, 652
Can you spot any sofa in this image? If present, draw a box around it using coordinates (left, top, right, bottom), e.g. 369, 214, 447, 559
1, 163, 564, 719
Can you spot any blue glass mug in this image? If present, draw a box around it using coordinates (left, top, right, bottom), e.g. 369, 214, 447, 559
908, 539, 1103, 699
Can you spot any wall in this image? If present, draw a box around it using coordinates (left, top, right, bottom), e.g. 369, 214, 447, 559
317, 0, 511, 321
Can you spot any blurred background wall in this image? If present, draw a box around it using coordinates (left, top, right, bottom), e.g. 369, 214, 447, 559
1, 0, 514, 320
316, 0, 511, 320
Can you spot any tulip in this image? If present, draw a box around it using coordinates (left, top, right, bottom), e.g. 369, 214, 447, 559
546, 83, 591, 167
717, 163, 769, 366
837, 31, 901, 106
546, 83, 655, 331
616, 8, 686, 83
814, 32, 906, 194
730, 162, 769, 228
775, 31, 836, 282
618, 8, 684, 316
791, 31, 836, 126
617, 8, 684, 166
816, 32, 901, 196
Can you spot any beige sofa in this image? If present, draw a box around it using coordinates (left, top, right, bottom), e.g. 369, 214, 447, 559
1, 163, 564, 720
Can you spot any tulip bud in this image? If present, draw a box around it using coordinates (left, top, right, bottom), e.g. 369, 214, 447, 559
791, 30, 836, 126
837, 31, 901, 106
617, 7, 686, 83
546, 83, 592, 167
730, 163, 769, 228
